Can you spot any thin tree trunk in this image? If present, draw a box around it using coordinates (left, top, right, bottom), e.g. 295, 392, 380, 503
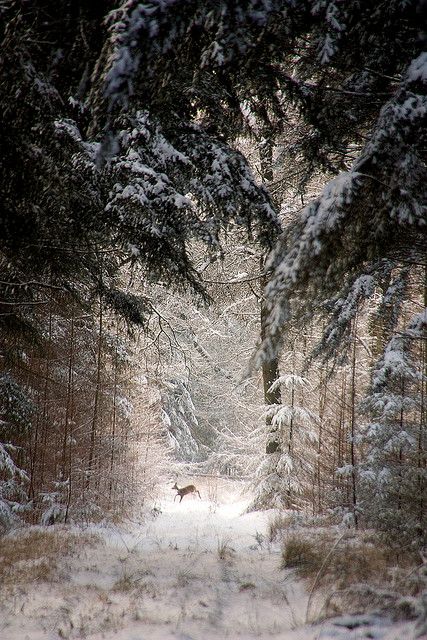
337, 373, 346, 479
260, 270, 282, 453
108, 325, 119, 505
259, 133, 282, 454
317, 369, 327, 514
33, 301, 53, 500
288, 349, 296, 454
62, 312, 74, 477
418, 265, 427, 527
63, 312, 75, 523
87, 299, 103, 490
349, 315, 359, 529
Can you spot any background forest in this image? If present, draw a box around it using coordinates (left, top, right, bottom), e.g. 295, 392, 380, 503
0, 0, 426, 566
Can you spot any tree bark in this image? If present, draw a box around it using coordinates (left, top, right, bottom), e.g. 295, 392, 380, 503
349, 315, 359, 529
63, 311, 75, 523
87, 298, 103, 490
259, 134, 282, 454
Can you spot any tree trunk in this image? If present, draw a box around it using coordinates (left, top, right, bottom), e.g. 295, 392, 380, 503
259, 133, 282, 454
62, 312, 74, 477
260, 268, 282, 453
31, 301, 53, 502
418, 265, 427, 527
87, 299, 103, 490
349, 315, 358, 529
317, 367, 327, 514
63, 312, 75, 523
108, 324, 119, 506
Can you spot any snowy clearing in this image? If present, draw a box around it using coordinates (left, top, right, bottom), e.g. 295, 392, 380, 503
0, 479, 417, 640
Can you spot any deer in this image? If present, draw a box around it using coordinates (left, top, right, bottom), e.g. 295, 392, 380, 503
172, 482, 201, 502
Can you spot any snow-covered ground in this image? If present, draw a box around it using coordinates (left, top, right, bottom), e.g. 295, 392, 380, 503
0, 478, 417, 639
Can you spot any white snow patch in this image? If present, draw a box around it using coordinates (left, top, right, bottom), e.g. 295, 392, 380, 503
406, 51, 427, 84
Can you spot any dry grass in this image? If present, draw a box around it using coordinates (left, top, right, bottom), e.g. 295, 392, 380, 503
217, 536, 235, 561
113, 573, 138, 592
281, 537, 320, 575
206, 477, 219, 505
267, 511, 303, 542
281, 531, 404, 588
281, 531, 424, 595
268, 513, 291, 542
0, 526, 100, 587
281, 530, 423, 620
268, 511, 333, 542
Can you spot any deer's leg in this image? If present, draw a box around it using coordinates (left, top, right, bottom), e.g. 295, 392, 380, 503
197, 490, 201, 499
179, 494, 183, 503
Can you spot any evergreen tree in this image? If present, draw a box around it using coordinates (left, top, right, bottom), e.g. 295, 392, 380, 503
360, 307, 427, 547
0, 373, 33, 530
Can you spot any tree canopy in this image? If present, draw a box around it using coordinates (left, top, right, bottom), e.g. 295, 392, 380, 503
2, 1, 426, 346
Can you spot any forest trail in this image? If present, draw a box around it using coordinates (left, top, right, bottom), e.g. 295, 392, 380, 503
107, 478, 311, 639
1, 478, 415, 640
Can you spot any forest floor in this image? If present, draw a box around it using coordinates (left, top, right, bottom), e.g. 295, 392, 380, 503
0, 478, 418, 640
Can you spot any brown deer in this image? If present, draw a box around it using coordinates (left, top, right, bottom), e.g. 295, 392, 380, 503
172, 482, 201, 502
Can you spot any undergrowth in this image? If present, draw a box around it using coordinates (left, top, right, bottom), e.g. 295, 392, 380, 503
0, 526, 100, 588
270, 513, 424, 623
281, 532, 401, 587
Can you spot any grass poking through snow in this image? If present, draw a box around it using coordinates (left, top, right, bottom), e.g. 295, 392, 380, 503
0, 526, 100, 588
279, 528, 423, 622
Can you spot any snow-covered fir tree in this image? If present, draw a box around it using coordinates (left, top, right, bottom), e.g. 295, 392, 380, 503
0, 374, 32, 531
360, 305, 426, 548
252, 372, 319, 510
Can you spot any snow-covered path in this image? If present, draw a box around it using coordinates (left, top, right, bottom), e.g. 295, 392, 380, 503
85, 480, 313, 640
0, 479, 416, 640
